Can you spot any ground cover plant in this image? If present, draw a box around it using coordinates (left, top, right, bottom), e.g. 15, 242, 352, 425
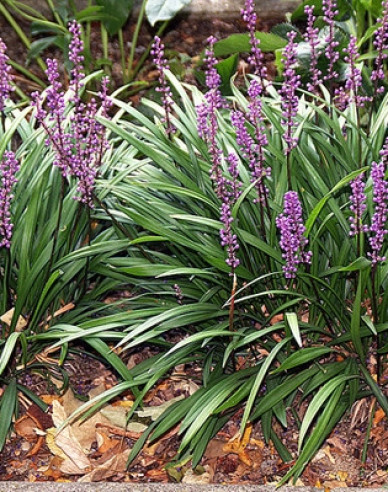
0, 0, 388, 484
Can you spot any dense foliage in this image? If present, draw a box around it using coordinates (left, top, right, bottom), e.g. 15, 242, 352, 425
0, 0, 387, 483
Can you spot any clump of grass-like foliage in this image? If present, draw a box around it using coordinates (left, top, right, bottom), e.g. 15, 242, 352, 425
0, 0, 388, 483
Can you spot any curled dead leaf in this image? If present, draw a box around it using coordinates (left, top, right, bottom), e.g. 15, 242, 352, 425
14, 415, 39, 440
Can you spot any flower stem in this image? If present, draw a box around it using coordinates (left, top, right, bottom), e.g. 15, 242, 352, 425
127, 0, 147, 81
371, 266, 381, 381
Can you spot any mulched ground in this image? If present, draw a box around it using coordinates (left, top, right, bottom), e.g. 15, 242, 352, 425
0, 7, 388, 487
1, 347, 387, 486
0, 7, 279, 98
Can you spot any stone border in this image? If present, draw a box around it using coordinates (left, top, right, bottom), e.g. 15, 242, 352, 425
14, 0, 300, 20
0, 485, 386, 491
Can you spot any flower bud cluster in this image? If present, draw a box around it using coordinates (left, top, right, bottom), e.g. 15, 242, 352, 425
0, 151, 19, 249
371, 0, 388, 93
279, 31, 301, 154
304, 5, 322, 92
241, 0, 267, 86
322, 0, 339, 81
33, 22, 111, 207
0, 38, 14, 111
276, 191, 312, 279
343, 36, 371, 107
196, 36, 225, 196
151, 36, 176, 135
348, 137, 388, 264
366, 161, 388, 264
231, 109, 269, 205
349, 173, 367, 237
219, 153, 242, 271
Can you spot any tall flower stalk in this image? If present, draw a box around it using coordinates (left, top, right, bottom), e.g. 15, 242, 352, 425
367, 150, 388, 379
279, 31, 301, 188
344, 36, 371, 109
371, 0, 388, 95
366, 160, 388, 265
304, 5, 322, 93
349, 172, 367, 257
151, 36, 176, 137
322, 0, 339, 83
32, 21, 113, 290
368, 0, 388, 133
196, 37, 240, 343
197, 36, 225, 198
0, 40, 16, 312
241, 0, 268, 90
231, 107, 269, 238
0, 38, 14, 111
276, 191, 312, 281
33, 22, 112, 207
0, 152, 19, 249
220, 153, 241, 272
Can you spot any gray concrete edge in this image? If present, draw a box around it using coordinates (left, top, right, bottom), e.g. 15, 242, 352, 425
0, 485, 387, 491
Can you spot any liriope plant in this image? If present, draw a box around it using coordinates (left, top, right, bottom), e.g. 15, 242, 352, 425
0, 25, 145, 451
62, 0, 387, 481
2, 0, 387, 484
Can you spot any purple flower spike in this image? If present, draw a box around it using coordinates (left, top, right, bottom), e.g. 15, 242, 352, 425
279, 31, 301, 155
380, 135, 388, 163
151, 36, 176, 135
227, 152, 242, 203
241, 0, 267, 86
371, 0, 388, 94
0, 151, 19, 249
276, 191, 312, 279
0, 38, 14, 111
196, 36, 225, 197
220, 201, 240, 271
33, 23, 111, 208
349, 173, 367, 237
231, 109, 270, 205
304, 5, 322, 92
220, 152, 241, 271
32, 59, 72, 176
68, 20, 84, 94
366, 160, 388, 264
204, 36, 222, 94
322, 0, 339, 81
344, 36, 371, 107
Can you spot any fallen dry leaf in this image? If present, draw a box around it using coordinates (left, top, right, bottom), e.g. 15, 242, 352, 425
223, 423, 253, 465
95, 422, 143, 439
0, 308, 27, 331
27, 403, 53, 430
41, 456, 64, 480
373, 408, 386, 426
40, 394, 63, 405
136, 395, 185, 421
61, 388, 110, 450
111, 400, 134, 408
14, 415, 39, 440
100, 405, 128, 428
96, 430, 120, 454
336, 470, 349, 481
326, 436, 347, 454
146, 469, 169, 481
50, 400, 91, 474
78, 449, 130, 482
323, 480, 348, 488
323, 445, 336, 464
182, 465, 214, 484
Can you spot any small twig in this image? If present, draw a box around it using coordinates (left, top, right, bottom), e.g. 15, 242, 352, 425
95, 422, 142, 440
